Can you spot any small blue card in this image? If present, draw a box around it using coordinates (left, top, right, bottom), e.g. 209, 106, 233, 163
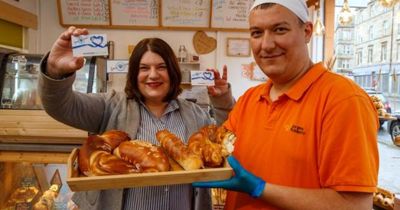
191, 71, 215, 86
71, 34, 108, 57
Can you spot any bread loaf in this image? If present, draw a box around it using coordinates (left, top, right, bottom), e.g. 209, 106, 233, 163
156, 130, 203, 170
114, 140, 170, 172
89, 150, 141, 176
78, 130, 130, 176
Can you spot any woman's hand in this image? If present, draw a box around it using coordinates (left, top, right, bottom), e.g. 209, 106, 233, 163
46, 26, 88, 79
207, 65, 229, 97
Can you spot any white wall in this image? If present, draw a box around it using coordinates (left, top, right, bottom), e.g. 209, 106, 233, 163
25, 0, 262, 99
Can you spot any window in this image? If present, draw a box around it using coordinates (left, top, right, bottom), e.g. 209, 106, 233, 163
397, 42, 400, 61
383, 20, 389, 36
398, 23, 400, 35
368, 25, 374, 40
368, 45, 373, 63
381, 41, 387, 62
356, 50, 363, 65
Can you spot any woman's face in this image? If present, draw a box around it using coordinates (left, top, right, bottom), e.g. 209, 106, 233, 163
137, 50, 170, 104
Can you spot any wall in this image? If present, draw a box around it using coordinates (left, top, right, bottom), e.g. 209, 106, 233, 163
28, 0, 261, 99
26, 1, 327, 100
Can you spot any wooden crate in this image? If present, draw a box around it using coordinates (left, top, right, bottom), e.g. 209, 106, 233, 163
67, 148, 233, 191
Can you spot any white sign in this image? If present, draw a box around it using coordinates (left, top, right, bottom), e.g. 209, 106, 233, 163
107, 60, 129, 73
191, 70, 215, 86
72, 34, 108, 57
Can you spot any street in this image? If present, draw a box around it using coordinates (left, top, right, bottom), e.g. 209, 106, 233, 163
377, 122, 400, 197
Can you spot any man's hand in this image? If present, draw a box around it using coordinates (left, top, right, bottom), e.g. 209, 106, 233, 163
46, 26, 88, 79
207, 65, 229, 97
193, 156, 266, 198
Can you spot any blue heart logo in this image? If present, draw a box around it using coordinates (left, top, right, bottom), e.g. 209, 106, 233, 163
90, 36, 104, 46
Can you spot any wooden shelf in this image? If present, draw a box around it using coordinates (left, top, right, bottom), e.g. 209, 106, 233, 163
0, 110, 87, 144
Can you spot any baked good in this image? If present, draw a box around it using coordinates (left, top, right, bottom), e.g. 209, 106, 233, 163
188, 125, 236, 167
188, 131, 224, 167
89, 150, 141, 176
114, 140, 170, 172
78, 130, 130, 176
156, 130, 203, 170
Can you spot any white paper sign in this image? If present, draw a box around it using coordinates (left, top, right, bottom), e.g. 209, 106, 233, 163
191, 71, 215, 86
107, 60, 129, 73
72, 34, 108, 57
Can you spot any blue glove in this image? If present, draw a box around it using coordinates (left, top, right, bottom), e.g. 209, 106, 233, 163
192, 156, 266, 198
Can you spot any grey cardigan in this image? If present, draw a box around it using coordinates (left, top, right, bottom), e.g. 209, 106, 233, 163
38, 58, 235, 210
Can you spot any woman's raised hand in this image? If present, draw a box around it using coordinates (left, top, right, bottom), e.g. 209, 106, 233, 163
207, 65, 229, 97
46, 26, 88, 79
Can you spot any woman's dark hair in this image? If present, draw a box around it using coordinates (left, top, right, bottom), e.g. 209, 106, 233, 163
125, 38, 182, 102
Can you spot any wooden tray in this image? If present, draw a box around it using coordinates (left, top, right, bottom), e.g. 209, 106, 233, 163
67, 148, 233, 191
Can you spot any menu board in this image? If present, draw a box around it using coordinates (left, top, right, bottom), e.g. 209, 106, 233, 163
58, 0, 110, 26
211, 0, 254, 29
161, 0, 210, 28
57, 0, 255, 31
111, 0, 159, 27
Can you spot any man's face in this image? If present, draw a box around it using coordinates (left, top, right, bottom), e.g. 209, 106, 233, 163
249, 5, 313, 83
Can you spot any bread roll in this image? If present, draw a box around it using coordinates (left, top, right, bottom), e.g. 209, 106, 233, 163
114, 140, 170, 172
156, 130, 203, 170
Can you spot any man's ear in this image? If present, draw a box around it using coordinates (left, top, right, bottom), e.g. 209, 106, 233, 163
304, 22, 313, 43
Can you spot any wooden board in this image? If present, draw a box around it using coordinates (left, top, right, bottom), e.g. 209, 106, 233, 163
67, 148, 233, 191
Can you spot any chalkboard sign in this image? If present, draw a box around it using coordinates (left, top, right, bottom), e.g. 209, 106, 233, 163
58, 0, 110, 26
161, 0, 210, 28
111, 0, 159, 27
211, 0, 254, 29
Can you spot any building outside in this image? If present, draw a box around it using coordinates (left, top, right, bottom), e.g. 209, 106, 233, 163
349, 0, 400, 111
334, 20, 356, 75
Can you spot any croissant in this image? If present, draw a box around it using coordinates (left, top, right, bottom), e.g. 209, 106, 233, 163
156, 130, 203, 170
114, 140, 170, 172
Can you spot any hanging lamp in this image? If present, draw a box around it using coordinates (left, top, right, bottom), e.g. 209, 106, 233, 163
338, 0, 353, 26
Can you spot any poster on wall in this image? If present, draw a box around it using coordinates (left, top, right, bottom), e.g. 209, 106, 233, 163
241, 62, 267, 81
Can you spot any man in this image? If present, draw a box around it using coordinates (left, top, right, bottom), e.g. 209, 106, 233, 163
193, 0, 379, 209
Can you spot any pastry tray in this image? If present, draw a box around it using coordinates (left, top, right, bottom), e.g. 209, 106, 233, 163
67, 148, 233, 191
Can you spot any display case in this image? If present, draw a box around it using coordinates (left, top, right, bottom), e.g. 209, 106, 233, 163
0, 53, 107, 110
0, 152, 76, 210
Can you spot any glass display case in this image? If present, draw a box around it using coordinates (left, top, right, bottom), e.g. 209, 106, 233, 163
0, 159, 76, 210
0, 53, 107, 110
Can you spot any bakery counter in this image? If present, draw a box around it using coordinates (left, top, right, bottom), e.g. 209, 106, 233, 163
0, 110, 87, 144
0, 110, 84, 209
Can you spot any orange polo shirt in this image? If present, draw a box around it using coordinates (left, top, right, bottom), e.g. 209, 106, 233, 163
223, 63, 379, 210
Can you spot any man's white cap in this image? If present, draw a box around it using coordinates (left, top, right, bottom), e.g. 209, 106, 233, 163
250, 0, 309, 23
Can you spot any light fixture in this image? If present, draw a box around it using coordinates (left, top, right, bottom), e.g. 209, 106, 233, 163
338, 0, 353, 26
313, 2, 325, 36
378, 0, 399, 8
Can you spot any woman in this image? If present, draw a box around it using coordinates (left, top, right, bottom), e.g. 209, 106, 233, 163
38, 26, 235, 210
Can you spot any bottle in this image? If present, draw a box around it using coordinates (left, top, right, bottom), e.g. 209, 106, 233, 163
178, 45, 187, 63
107, 41, 114, 59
